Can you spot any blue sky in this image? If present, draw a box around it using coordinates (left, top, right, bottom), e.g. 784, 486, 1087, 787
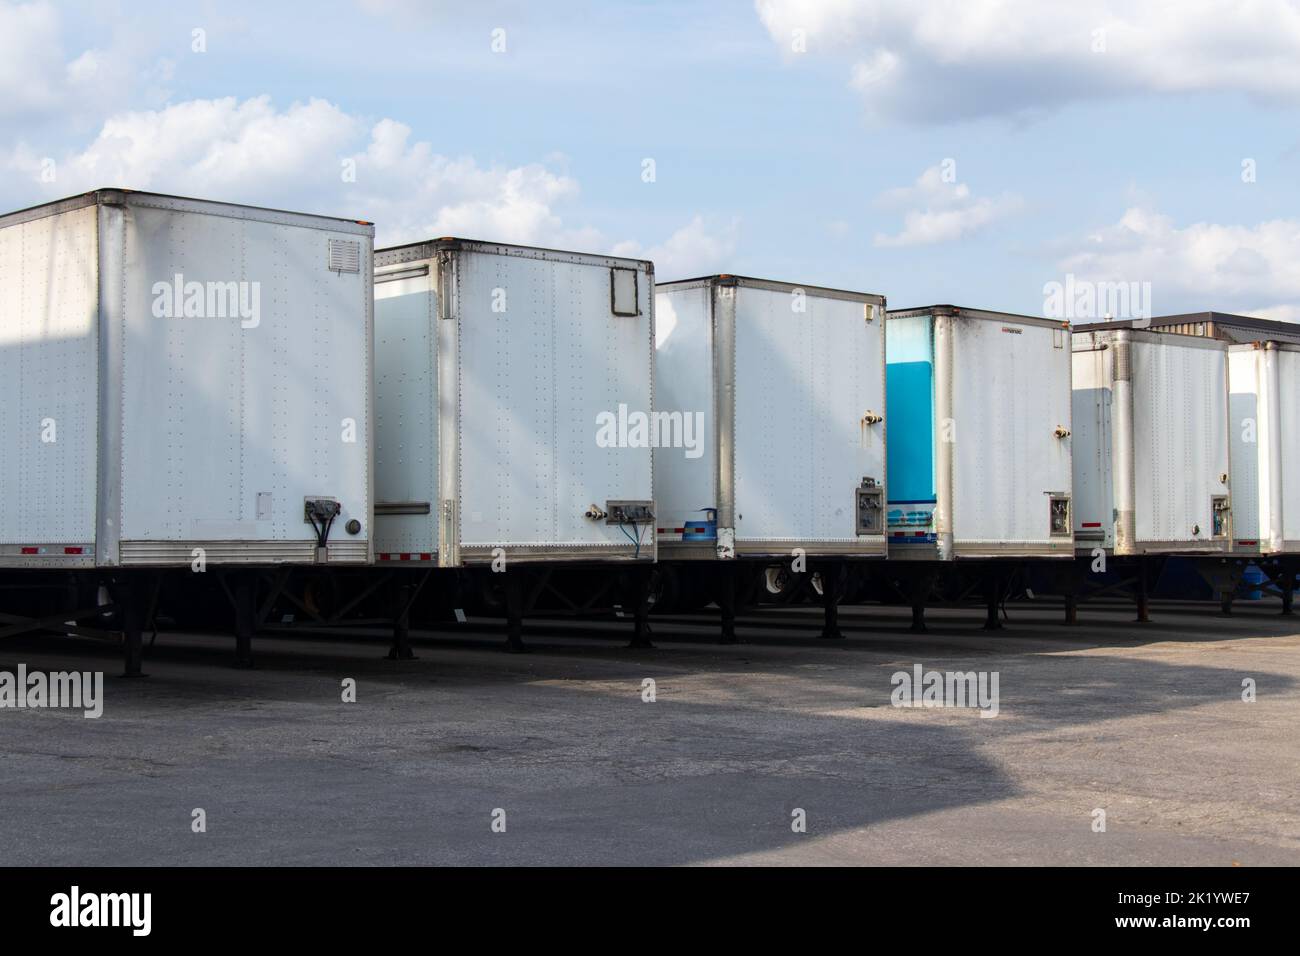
3, 0, 1299, 319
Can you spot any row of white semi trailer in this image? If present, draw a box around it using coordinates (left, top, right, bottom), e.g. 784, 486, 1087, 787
0, 190, 1294, 672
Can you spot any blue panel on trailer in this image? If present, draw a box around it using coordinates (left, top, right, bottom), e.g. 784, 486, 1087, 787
886, 314, 936, 509
886, 361, 937, 505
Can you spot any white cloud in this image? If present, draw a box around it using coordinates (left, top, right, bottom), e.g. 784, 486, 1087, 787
1058, 206, 1300, 317
8, 92, 729, 279
1257, 304, 1300, 322
0, 0, 172, 120
873, 164, 1022, 247
49, 97, 360, 197
755, 0, 1300, 120
0, 0, 78, 115
612, 216, 738, 281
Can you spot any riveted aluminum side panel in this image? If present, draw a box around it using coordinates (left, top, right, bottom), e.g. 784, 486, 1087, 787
731, 284, 886, 556
416, 244, 655, 565
114, 199, 373, 565
948, 312, 1073, 556
652, 283, 717, 558
0, 203, 101, 568
373, 263, 439, 558
658, 276, 887, 560
1072, 329, 1230, 555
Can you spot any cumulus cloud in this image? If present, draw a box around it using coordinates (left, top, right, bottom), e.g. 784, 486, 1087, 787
6, 92, 726, 275
612, 216, 738, 281
1057, 206, 1300, 318
755, 0, 1300, 121
873, 164, 1022, 246
0, 0, 173, 120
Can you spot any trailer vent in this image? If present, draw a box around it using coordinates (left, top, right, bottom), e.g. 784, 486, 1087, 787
611, 268, 639, 316
327, 238, 362, 274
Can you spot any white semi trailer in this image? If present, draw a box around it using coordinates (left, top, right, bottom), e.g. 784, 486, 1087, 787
885, 305, 1075, 562
653, 274, 887, 639
1072, 328, 1232, 557
0, 189, 375, 671
1228, 341, 1300, 557
372, 238, 656, 648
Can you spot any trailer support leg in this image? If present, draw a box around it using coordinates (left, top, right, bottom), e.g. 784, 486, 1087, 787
718, 563, 739, 645
1063, 592, 1078, 626
819, 562, 845, 640
1281, 562, 1294, 616
1135, 557, 1150, 624
387, 580, 416, 660
120, 575, 147, 679
905, 572, 931, 634
626, 566, 654, 649
505, 571, 527, 654
233, 573, 256, 668
982, 571, 1003, 631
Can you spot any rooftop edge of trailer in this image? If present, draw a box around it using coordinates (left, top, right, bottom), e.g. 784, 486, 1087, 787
376, 237, 653, 273
889, 304, 1070, 330
0, 188, 375, 236
659, 273, 885, 306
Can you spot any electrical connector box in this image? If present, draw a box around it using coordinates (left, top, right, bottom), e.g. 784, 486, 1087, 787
856, 481, 883, 535
605, 500, 654, 525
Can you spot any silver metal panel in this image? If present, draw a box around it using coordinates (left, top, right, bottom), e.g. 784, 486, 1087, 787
1072, 329, 1231, 555
0, 203, 100, 568
436, 250, 460, 566
1070, 344, 1114, 551
1228, 346, 1261, 550
0, 543, 96, 568
119, 539, 368, 566
1233, 342, 1300, 554
655, 276, 887, 560
1130, 335, 1230, 551
373, 268, 439, 556
651, 284, 717, 552
949, 312, 1074, 555
114, 201, 373, 565
713, 282, 737, 543
376, 242, 656, 565
731, 283, 887, 554
933, 311, 955, 559
116, 190, 372, 236
665, 274, 885, 306
376, 238, 649, 272
452, 246, 655, 559
1277, 349, 1300, 548
96, 201, 125, 566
